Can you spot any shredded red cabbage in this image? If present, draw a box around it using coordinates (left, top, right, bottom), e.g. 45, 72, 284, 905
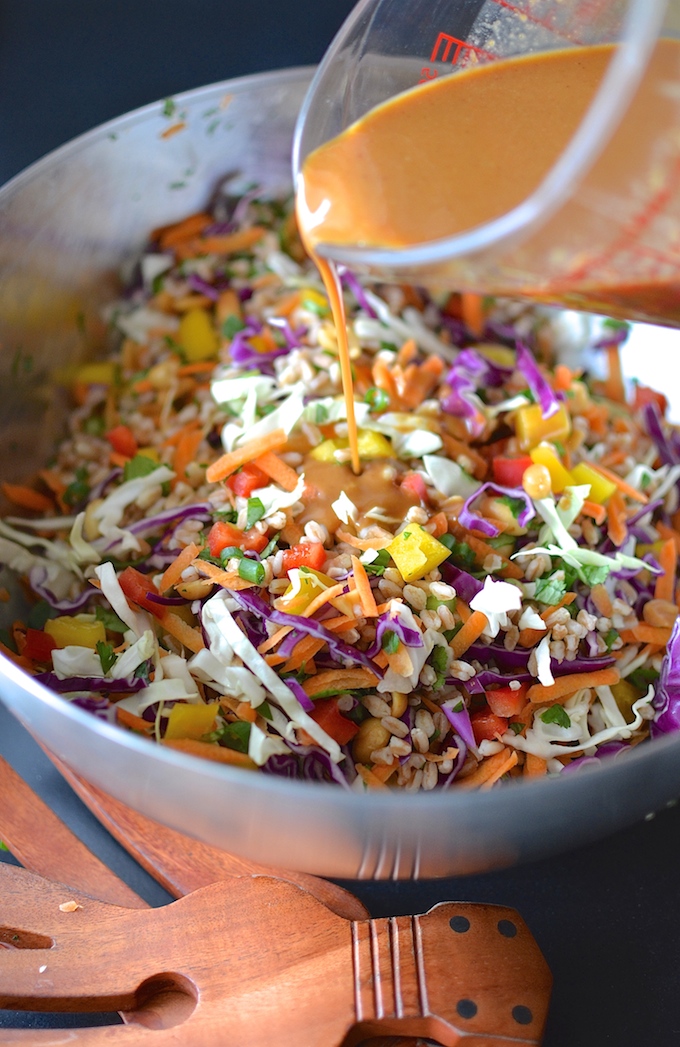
28, 567, 101, 613
516, 342, 560, 419
227, 589, 384, 676
440, 562, 484, 603
187, 273, 220, 301
466, 642, 615, 675
643, 402, 680, 467
364, 608, 424, 659
285, 677, 315, 712
35, 672, 147, 693
441, 697, 476, 750
651, 617, 680, 737
459, 482, 535, 538
338, 266, 378, 318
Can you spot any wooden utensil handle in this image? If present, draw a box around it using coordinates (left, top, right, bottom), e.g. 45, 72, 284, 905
0, 865, 551, 1046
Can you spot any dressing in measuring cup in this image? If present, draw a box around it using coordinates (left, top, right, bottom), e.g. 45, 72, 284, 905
295, 0, 680, 328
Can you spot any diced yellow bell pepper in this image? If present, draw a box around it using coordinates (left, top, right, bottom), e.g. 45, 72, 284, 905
311, 429, 393, 463
276, 568, 334, 615
569, 462, 617, 505
45, 614, 106, 650
387, 526, 451, 583
137, 446, 160, 462
610, 680, 641, 719
530, 443, 574, 494
636, 540, 664, 559
164, 700, 222, 741
178, 308, 219, 362
311, 438, 343, 462
476, 343, 516, 369
301, 288, 330, 315
357, 429, 393, 458
515, 403, 571, 451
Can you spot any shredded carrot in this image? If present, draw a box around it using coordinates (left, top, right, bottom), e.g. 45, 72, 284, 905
524, 754, 548, 777
109, 452, 131, 469
351, 556, 379, 618
526, 667, 620, 705
447, 519, 523, 579
192, 559, 256, 591
599, 449, 627, 468
619, 624, 673, 646
460, 292, 485, 337
458, 748, 518, 789
0, 483, 54, 513
155, 212, 212, 249
280, 636, 326, 673
159, 542, 201, 593
581, 500, 607, 526
553, 364, 574, 392
160, 121, 186, 140
518, 627, 546, 648
371, 356, 399, 401
162, 420, 202, 448
253, 450, 299, 492
606, 489, 628, 548
175, 361, 218, 378
303, 667, 380, 697
591, 584, 614, 618
272, 290, 302, 317
335, 528, 392, 551
397, 355, 445, 408
0, 640, 32, 671
657, 521, 680, 554
173, 428, 204, 482
456, 599, 472, 624
396, 338, 418, 367
162, 737, 256, 769
205, 429, 288, 484
590, 461, 648, 504
450, 610, 488, 659
604, 344, 626, 403
385, 643, 414, 677
235, 701, 258, 724
156, 611, 205, 654
116, 707, 153, 734
655, 538, 677, 602
426, 512, 448, 538
440, 434, 488, 480
198, 227, 266, 255
370, 760, 399, 784
540, 592, 577, 621
257, 583, 348, 654
355, 764, 389, 789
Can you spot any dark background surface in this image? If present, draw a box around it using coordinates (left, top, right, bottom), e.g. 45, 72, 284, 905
1, 2, 680, 1045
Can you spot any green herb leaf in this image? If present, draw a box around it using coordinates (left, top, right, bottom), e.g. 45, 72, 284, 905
218, 720, 251, 753
580, 564, 610, 587
238, 558, 265, 585
497, 495, 526, 518
381, 630, 400, 654
163, 98, 177, 118
123, 455, 159, 482
27, 601, 53, 630
222, 315, 246, 339
364, 549, 391, 577
540, 705, 572, 728
246, 497, 266, 530
509, 722, 525, 735
63, 466, 90, 507
0, 841, 8, 852
96, 641, 118, 675
627, 666, 660, 692
314, 404, 329, 424
257, 700, 272, 721
534, 574, 567, 605
603, 628, 620, 652
260, 533, 280, 559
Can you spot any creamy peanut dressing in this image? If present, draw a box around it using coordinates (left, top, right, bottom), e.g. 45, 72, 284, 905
298, 457, 419, 533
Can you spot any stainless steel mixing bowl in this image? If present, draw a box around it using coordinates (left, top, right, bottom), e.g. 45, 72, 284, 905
0, 67, 678, 879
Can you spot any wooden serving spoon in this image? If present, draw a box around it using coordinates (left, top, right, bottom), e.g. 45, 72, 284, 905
0, 753, 552, 1044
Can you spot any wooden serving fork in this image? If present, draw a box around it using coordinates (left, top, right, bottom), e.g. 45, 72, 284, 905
0, 754, 552, 1045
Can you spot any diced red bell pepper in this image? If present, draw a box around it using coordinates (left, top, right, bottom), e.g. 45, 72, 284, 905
633, 384, 668, 416
280, 542, 327, 575
105, 425, 138, 459
470, 708, 509, 744
491, 456, 533, 488
23, 628, 57, 663
308, 697, 360, 746
118, 566, 164, 618
486, 683, 528, 719
400, 472, 428, 503
226, 463, 269, 498
207, 521, 268, 557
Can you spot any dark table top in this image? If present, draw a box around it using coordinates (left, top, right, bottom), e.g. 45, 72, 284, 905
2, 3, 680, 1044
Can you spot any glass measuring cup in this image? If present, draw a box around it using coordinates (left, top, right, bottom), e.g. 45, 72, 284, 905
293, 0, 680, 326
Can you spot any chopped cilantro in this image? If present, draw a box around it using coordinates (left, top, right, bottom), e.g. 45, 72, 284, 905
509, 722, 525, 735
364, 549, 391, 577
429, 646, 449, 690
123, 455, 158, 482
260, 534, 280, 559
627, 666, 660, 692
133, 661, 151, 682
0, 840, 8, 852
381, 630, 400, 654
83, 415, 106, 437
197, 548, 222, 566
245, 497, 266, 530
222, 315, 246, 339
580, 564, 610, 587
257, 700, 272, 721
95, 606, 127, 634
540, 705, 571, 728
439, 533, 476, 570
402, 531, 412, 541
214, 507, 238, 524
314, 404, 329, 424
0, 630, 16, 653
96, 641, 118, 675
497, 495, 526, 518
534, 574, 567, 606
162, 98, 177, 118
603, 628, 620, 652
218, 720, 251, 753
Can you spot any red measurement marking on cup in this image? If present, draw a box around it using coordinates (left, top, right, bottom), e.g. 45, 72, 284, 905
419, 32, 497, 81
